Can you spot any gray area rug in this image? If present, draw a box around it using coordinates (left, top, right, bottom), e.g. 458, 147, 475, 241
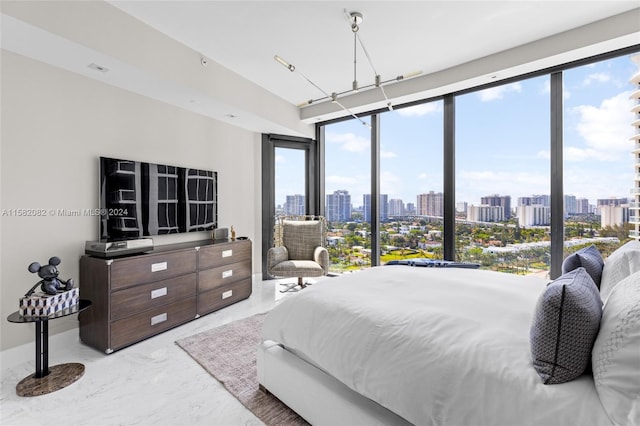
175, 313, 308, 426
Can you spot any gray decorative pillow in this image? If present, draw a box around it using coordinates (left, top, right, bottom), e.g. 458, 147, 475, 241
282, 220, 322, 261
561, 244, 604, 288
530, 267, 603, 384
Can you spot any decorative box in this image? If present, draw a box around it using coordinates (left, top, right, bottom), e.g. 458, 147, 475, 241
19, 288, 80, 317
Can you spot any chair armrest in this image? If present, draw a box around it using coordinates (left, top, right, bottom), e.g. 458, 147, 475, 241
267, 246, 289, 270
314, 246, 329, 275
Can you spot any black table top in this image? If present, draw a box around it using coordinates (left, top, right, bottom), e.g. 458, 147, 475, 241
7, 299, 91, 323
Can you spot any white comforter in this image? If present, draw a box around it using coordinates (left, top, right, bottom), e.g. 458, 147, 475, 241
261, 266, 612, 426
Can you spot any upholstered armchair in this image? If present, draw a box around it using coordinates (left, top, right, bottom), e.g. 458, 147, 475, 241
267, 216, 329, 292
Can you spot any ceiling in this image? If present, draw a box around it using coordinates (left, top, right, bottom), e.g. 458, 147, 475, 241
108, 1, 639, 109
2, 1, 639, 134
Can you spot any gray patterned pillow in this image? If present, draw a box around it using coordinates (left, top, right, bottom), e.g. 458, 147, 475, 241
530, 267, 603, 384
562, 244, 604, 288
282, 220, 322, 260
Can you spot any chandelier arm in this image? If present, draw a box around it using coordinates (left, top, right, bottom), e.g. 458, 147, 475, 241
334, 99, 371, 128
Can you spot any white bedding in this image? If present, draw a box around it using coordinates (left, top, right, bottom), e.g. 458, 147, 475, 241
261, 266, 612, 426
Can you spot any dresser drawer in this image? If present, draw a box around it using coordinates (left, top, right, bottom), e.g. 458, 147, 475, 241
198, 278, 252, 316
110, 297, 196, 350
198, 260, 251, 292
198, 240, 251, 270
110, 250, 197, 290
110, 273, 196, 321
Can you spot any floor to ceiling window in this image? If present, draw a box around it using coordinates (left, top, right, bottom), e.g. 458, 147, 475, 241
323, 118, 372, 272
379, 101, 444, 263
562, 54, 637, 259
265, 47, 640, 278
455, 75, 551, 277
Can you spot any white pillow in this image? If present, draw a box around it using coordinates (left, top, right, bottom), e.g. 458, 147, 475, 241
592, 271, 640, 426
600, 240, 640, 302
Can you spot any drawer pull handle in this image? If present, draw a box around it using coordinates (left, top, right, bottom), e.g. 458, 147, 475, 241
151, 287, 167, 299
151, 262, 167, 272
222, 290, 233, 299
222, 249, 233, 258
222, 270, 233, 279
151, 313, 167, 325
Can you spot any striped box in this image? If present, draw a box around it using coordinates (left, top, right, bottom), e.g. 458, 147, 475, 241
19, 288, 80, 317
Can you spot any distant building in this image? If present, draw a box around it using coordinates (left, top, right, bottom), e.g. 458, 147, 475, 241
456, 202, 468, 214
326, 190, 352, 222
363, 194, 389, 222
405, 203, 416, 215
284, 194, 305, 215
597, 197, 628, 207
517, 205, 550, 227
601, 204, 629, 228
481, 194, 511, 219
577, 198, 590, 214
518, 195, 550, 207
467, 204, 504, 222
417, 191, 443, 217
388, 199, 404, 216
564, 194, 578, 217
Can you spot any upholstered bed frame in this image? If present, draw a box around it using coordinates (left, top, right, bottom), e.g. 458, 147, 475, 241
257, 340, 411, 425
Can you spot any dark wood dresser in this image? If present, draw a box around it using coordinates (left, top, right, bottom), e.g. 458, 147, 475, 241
79, 238, 252, 353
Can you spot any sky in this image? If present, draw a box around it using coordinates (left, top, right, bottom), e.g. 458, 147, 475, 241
276, 53, 639, 209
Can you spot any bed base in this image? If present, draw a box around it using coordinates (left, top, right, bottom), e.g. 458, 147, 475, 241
257, 340, 412, 426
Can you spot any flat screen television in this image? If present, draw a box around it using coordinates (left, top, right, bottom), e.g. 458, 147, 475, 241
99, 157, 217, 241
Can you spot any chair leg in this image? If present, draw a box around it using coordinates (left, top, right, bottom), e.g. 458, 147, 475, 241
279, 277, 312, 293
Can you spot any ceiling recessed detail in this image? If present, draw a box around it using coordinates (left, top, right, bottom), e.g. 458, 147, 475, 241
88, 63, 110, 73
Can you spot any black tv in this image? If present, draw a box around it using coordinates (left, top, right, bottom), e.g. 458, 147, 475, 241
99, 157, 217, 241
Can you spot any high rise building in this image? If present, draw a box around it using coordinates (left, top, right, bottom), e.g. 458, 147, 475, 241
456, 202, 468, 214
481, 194, 511, 219
597, 197, 628, 207
363, 194, 389, 222
284, 194, 305, 216
417, 191, 443, 217
467, 205, 504, 222
564, 194, 578, 217
326, 190, 352, 222
517, 205, 550, 227
405, 203, 416, 215
631, 54, 640, 240
388, 199, 404, 217
577, 198, 590, 214
601, 204, 629, 228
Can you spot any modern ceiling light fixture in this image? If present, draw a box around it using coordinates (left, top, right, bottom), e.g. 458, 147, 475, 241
274, 9, 422, 125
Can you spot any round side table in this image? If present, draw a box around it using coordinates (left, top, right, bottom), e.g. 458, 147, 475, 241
7, 299, 91, 397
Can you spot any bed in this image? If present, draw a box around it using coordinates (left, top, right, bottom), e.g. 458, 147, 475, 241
258, 242, 640, 426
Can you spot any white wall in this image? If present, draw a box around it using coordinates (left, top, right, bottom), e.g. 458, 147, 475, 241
0, 50, 262, 350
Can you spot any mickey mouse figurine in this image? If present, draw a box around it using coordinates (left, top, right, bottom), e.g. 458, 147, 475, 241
25, 256, 74, 297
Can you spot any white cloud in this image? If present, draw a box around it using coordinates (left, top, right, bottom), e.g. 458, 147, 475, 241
477, 82, 522, 102
569, 91, 633, 161
396, 103, 441, 117
456, 169, 549, 203
275, 154, 286, 163
583, 72, 611, 86
325, 175, 358, 186
381, 150, 397, 158
417, 173, 428, 179
326, 132, 369, 153
537, 150, 550, 160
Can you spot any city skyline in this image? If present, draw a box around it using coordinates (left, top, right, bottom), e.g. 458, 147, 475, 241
276, 54, 637, 213
279, 189, 626, 214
